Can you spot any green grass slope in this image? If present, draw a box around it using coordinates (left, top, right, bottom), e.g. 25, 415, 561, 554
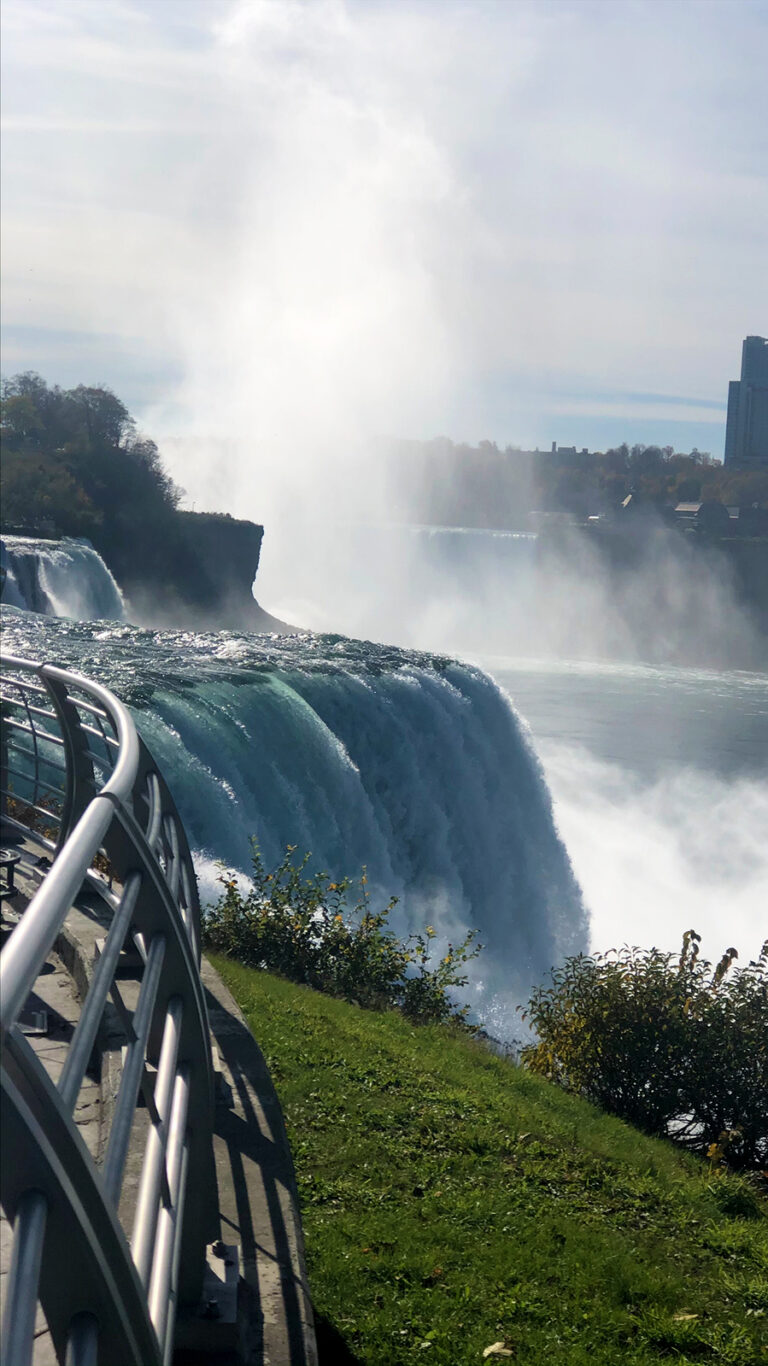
213, 957, 768, 1366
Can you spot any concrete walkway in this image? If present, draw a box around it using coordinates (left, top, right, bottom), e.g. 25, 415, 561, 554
0, 937, 96, 1366
0, 830, 317, 1365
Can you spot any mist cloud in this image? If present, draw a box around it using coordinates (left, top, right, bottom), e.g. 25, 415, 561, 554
543, 739, 768, 968
2, 0, 767, 482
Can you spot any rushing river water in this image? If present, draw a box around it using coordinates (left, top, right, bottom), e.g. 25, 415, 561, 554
3, 532, 766, 1036
1, 606, 588, 1034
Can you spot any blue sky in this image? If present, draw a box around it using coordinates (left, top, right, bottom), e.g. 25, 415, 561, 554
2, 0, 767, 513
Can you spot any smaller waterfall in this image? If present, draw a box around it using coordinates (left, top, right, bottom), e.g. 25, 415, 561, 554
0, 536, 126, 623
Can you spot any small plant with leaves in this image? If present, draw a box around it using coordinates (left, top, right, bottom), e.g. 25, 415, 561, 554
203, 841, 481, 1027
521, 931, 768, 1169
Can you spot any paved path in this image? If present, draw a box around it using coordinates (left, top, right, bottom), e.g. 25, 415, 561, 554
1, 831, 317, 1364
0, 938, 99, 1364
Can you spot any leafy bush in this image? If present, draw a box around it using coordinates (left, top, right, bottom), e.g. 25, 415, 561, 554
203, 842, 480, 1026
521, 931, 768, 1169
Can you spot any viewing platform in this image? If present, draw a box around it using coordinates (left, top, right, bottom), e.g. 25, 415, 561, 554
0, 655, 316, 1365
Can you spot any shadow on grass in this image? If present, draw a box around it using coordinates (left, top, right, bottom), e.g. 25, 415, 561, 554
314, 1313, 364, 1365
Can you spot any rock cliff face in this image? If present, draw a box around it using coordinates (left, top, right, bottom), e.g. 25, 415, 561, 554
177, 510, 263, 608
119, 511, 289, 632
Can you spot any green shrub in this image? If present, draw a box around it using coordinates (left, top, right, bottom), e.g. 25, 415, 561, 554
203, 842, 480, 1026
520, 931, 768, 1169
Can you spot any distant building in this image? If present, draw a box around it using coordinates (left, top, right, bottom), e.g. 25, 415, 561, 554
672, 500, 767, 536
549, 443, 590, 457
724, 335, 768, 465
674, 502, 703, 521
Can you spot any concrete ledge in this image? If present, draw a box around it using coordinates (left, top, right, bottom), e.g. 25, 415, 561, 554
176, 957, 318, 1366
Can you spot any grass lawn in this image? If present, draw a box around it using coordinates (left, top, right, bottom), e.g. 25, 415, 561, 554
212, 956, 768, 1366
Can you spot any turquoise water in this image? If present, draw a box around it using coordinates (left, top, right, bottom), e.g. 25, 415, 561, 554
1, 607, 587, 1029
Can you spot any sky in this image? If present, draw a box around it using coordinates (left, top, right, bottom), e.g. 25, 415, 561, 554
2, 0, 768, 512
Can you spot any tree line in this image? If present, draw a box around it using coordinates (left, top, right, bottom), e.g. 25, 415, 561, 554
1, 371, 180, 568
0, 372, 256, 614
388, 436, 768, 529
3, 373, 766, 595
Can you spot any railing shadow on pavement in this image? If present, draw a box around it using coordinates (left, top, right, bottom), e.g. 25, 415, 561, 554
192, 966, 317, 1366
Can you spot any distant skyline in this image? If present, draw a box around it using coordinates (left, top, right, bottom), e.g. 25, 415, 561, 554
2, 0, 768, 507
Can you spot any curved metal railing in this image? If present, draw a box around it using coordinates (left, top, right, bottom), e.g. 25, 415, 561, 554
0, 654, 218, 1365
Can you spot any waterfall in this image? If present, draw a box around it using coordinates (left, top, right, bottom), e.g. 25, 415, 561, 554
0, 536, 126, 622
0, 609, 588, 1022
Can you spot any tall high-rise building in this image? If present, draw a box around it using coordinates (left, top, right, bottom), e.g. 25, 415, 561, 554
724, 335, 768, 465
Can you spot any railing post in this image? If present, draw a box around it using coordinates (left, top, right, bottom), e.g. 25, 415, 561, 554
0, 697, 10, 822
0, 1189, 48, 1366
43, 673, 97, 853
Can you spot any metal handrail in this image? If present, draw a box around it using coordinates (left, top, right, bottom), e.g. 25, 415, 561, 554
0, 655, 218, 1366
